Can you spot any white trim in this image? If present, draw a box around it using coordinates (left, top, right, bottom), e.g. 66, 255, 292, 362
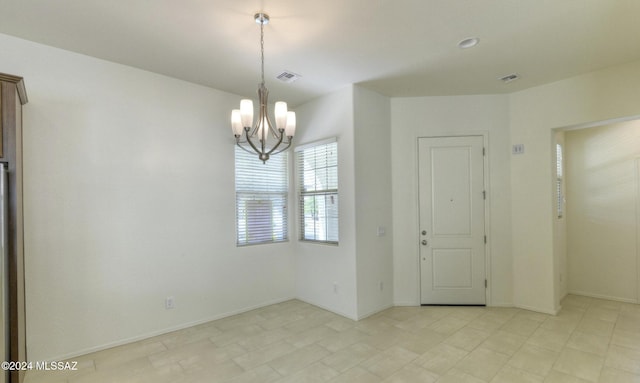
294, 136, 337, 152
482, 133, 492, 307
569, 290, 639, 304
393, 300, 421, 307
636, 158, 640, 303
356, 303, 394, 320
514, 303, 560, 316
558, 114, 640, 132
43, 296, 295, 362
294, 297, 358, 321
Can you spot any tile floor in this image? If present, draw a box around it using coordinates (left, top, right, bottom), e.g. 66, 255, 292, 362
24, 295, 640, 383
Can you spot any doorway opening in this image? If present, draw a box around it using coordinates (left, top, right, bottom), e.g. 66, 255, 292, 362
553, 116, 640, 305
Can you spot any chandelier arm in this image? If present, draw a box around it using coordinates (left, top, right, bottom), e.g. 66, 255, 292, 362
243, 128, 264, 155
236, 141, 258, 155
248, 124, 259, 137
264, 130, 286, 156
267, 118, 280, 139
270, 138, 292, 155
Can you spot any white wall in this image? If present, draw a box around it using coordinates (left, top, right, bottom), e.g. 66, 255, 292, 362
353, 86, 393, 318
0, 33, 296, 361
293, 86, 358, 319
565, 120, 640, 302
390, 95, 512, 307
9, 23, 640, 361
509, 59, 640, 314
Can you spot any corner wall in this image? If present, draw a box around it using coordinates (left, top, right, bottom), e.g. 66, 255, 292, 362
293, 85, 394, 320
353, 86, 393, 318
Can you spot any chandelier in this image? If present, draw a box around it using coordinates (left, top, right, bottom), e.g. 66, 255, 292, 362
231, 12, 296, 163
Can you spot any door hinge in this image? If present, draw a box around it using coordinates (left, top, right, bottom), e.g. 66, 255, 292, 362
485, 279, 488, 288
484, 235, 487, 244
483, 190, 486, 200
483, 147, 486, 156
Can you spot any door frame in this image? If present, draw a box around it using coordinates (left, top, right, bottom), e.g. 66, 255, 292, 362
636, 158, 640, 303
416, 133, 491, 306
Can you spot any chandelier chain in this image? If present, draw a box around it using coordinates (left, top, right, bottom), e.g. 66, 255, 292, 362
260, 21, 265, 86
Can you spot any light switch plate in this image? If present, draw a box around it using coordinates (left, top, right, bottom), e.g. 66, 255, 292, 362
512, 144, 525, 155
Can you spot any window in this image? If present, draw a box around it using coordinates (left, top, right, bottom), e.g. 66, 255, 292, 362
235, 147, 288, 246
296, 139, 339, 244
556, 143, 564, 219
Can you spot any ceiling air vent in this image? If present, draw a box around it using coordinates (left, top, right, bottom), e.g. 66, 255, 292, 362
276, 71, 301, 83
499, 73, 520, 83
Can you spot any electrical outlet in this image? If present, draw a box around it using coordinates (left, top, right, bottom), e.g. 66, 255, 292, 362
512, 144, 525, 155
165, 296, 175, 310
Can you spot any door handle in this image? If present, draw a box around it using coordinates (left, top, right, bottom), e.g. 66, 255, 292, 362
421, 240, 428, 246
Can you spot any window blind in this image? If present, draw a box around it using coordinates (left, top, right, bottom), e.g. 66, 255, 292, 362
235, 147, 288, 246
556, 143, 563, 178
296, 141, 339, 243
556, 143, 564, 219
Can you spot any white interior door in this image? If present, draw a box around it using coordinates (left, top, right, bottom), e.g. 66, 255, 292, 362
419, 136, 486, 305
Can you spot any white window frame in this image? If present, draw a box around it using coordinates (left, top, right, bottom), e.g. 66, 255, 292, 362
235, 147, 289, 246
295, 138, 339, 244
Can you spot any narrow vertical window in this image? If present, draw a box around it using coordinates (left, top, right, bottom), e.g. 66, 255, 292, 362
556, 143, 564, 219
296, 140, 339, 244
235, 147, 288, 246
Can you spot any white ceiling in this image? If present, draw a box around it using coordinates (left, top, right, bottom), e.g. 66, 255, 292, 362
1, 0, 640, 106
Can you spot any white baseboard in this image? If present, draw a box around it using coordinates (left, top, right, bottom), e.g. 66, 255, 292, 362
47, 295, 567, 362
47, 296, 296, 362
356, 303, 394, 320
293, 297, 359, 321
514, 303, 560, 316
568, 290, 638, 304
560, 291, 569, 301
393, 300, 420, 307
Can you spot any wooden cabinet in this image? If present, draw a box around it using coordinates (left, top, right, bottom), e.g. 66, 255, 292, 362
0, 73, 27, 383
